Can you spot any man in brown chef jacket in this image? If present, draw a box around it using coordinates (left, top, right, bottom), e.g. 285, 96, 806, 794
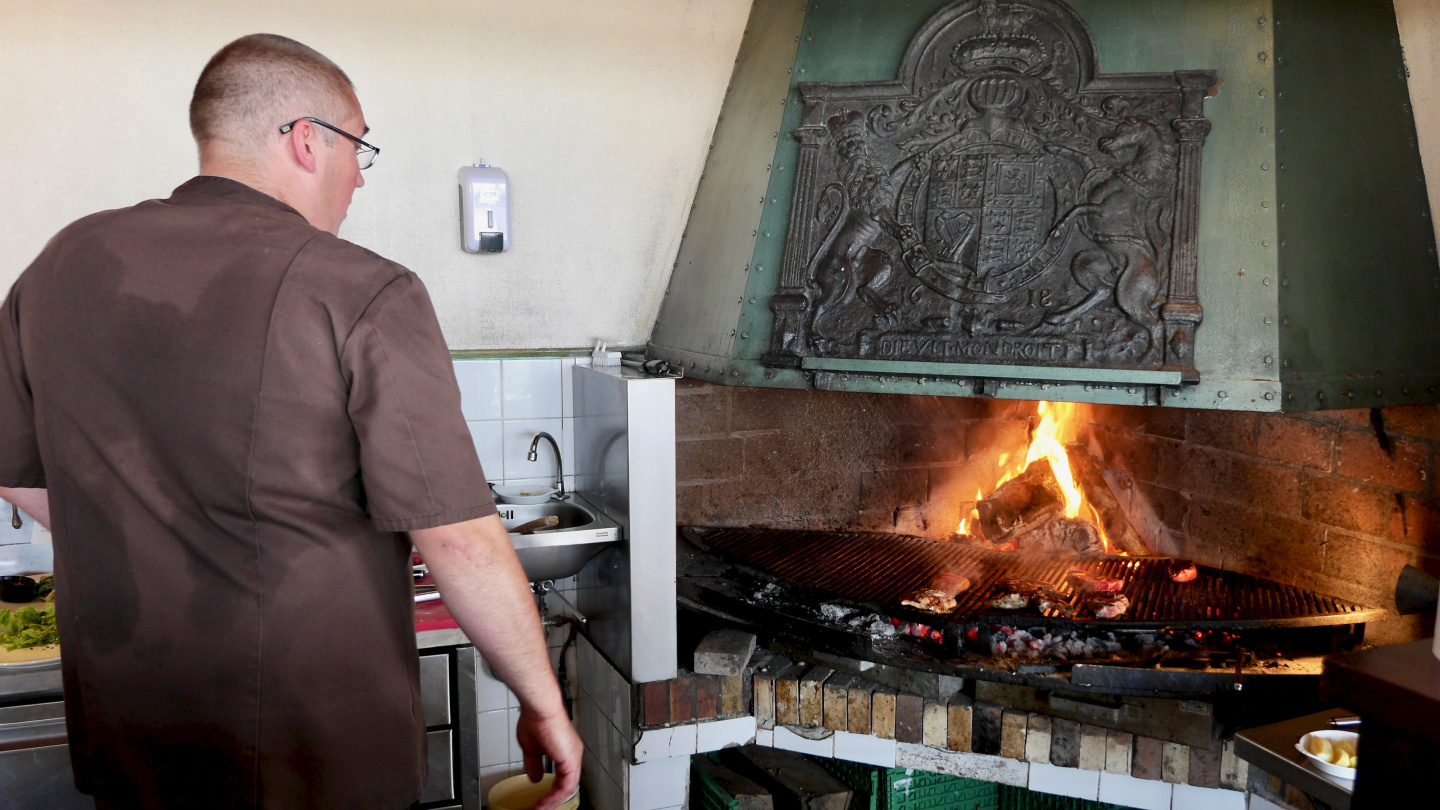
0, 34, 581, 809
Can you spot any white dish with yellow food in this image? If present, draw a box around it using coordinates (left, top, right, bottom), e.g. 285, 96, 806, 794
1296, 730, 1359, 780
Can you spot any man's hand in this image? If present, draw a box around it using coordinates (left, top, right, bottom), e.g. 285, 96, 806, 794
517, 704, 584, 810
409, 514, 582, 810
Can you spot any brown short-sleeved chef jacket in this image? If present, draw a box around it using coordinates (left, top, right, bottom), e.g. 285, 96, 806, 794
0, 177, 496, 808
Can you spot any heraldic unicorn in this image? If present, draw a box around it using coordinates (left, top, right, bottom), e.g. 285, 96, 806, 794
765, 0, 1216, 381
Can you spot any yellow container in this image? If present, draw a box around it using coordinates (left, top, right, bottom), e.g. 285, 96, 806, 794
488, 774, 580, 810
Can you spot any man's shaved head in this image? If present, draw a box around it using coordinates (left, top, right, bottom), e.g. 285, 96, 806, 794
190, 34, 357, 164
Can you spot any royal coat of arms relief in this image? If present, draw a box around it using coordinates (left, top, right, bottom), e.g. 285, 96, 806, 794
765, 0, 1216, 381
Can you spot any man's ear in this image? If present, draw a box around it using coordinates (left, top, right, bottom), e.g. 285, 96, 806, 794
285, 119, 320, 174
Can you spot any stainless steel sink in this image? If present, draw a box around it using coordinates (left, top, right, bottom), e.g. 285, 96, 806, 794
497, 495, 620, 582
0, 543, 51, 576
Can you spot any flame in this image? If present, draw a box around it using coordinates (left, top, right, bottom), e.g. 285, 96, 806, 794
1024, 401, 1084, 518
955, 491, 983, 535
958, 400, 1128, 555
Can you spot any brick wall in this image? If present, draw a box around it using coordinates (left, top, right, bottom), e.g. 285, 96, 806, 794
675, 379, 1440, 644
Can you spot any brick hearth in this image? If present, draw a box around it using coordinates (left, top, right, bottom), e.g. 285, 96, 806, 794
675, 382, 1440, 644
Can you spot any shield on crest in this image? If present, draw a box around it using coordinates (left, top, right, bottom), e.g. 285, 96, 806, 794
924, 151, 1051, 284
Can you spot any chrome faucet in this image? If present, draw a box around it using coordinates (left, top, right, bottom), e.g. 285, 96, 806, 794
527, 432, 568, 500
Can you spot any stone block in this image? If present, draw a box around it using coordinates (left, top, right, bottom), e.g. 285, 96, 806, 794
972, 704, 1003, 756
1000, 711, 1027, 760
948, 700, 973, 753
894, 743, 1031, 788
691, 754, 774, 810
1105, 730, 1133, 775
799, 667, 832, 728
1024, 715, 1050, 764
720, 674, 745, 716
1132, 736, 1163, 781
643, 680, 670, 727
754, 674, 775, 730
1219, 739, 1249, 791
671, 675, 696, 724
871, 688, 897, 740
726, 744, 852, 810
847, 681, 874, 736
895, 693, 924, 744
1050, 718, 1081, 768
1078, 724, 1107, 770
694, 629, 758, 675
1162, 742, 1190, 785
774, 664, 806, 726
1188, 743, 1221, 788
823, 675, 854, 732
696, 676, 720, 720
922, 700, 948, 748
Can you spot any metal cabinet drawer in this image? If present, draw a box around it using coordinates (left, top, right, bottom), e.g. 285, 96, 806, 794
419, 653, 451, 727
0, 744, 96, 809
418, 729, 455, 804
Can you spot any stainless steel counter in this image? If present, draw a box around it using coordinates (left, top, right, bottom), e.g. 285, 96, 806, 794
1234, 708, 1353, 810
0, 657, 62, 704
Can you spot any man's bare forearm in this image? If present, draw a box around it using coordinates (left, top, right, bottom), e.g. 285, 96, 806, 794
409, 514, 564, 717
0, 486, 50, 530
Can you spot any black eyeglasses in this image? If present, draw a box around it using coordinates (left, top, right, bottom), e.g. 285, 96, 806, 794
279, 117, 380, 170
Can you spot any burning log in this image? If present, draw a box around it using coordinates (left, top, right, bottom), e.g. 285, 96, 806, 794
1064, 443, 1152, 556
1012, 516, 1103, 554
976, 458, 1065, 542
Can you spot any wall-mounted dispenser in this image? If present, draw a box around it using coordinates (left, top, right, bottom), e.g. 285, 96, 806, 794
459, 163, 510, 253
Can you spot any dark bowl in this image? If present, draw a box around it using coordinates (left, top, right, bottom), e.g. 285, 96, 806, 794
0, 575, 37, 604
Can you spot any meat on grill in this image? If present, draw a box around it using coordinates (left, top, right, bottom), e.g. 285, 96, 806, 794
1067, 566, 1125, 594
986, 578, 1070, 613
1086, 593, 1131, 619
1169, 560, 1199, 583
901, 571, 972, 614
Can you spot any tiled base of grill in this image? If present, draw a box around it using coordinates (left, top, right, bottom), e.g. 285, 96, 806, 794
627, 652, 1325, 810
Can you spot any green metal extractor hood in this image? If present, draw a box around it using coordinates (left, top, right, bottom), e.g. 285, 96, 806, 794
648, 0, 1440, 411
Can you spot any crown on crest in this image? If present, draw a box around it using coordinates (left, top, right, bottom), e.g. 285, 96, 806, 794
951, 0, 1047, 74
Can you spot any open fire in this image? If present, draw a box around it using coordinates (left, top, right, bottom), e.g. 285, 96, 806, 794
951, 401, 1150, 557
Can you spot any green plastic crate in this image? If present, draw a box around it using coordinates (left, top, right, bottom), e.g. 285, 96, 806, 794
819, 757, 882, 810
691, 758, 741, 810
886, 769, 999, 810
819, 761, 1000, 810
996, 785, 1128, 810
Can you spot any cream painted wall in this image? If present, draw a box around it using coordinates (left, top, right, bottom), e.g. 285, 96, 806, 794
1396, 0, 1440, 252
0, 0, 750, 350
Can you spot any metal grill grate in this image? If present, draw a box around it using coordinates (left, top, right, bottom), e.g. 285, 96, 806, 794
693, 527, 1384, 629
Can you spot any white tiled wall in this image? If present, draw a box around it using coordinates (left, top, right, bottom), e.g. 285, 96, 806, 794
574, 633, 633, 806
459, 353, 645, 808
476, 577, 581, 805
453, 356, 589, 492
